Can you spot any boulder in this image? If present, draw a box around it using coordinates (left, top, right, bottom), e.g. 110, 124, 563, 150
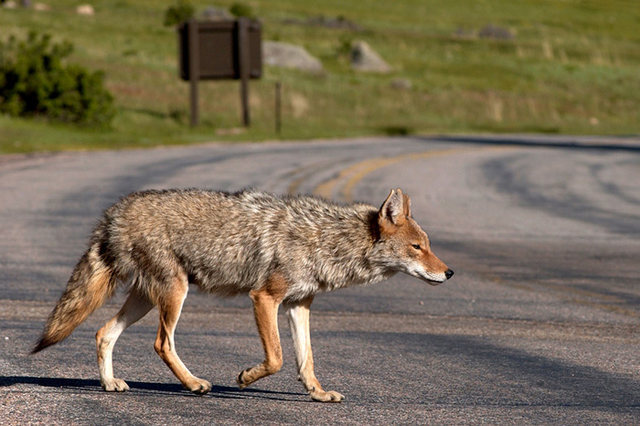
350, 41, 391, 73
262, 41, 323, 74
33, 2, 50, 11
76, 4, 94, 15
478, 24, 514, 40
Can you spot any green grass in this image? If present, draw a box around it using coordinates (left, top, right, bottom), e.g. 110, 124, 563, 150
1, 0, 639, 153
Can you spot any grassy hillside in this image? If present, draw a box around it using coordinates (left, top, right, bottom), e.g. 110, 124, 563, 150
1, 0, 639, 153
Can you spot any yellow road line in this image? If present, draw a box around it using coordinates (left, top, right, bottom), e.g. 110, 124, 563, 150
309, 145, 639, 319
287, 160, 336, 195
313, 147, 474, 202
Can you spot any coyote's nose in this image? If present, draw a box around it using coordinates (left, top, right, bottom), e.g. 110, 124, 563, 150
445, 269, 454, 280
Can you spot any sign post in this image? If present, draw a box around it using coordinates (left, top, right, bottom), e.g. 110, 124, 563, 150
187, 19, 200, 127
178, 18, 262, 127
237, 18, 251, 126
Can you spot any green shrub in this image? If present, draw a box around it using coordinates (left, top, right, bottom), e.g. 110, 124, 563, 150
229, 3, 254, 18
163, 0, 195, 27
0, 32, 115, 126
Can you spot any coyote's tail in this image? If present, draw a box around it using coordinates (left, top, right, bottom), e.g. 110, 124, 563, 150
32, 244, 118, 354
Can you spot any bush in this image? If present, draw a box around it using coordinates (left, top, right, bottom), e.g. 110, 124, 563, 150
0, 32, 115, 126
229, 3, 254, 18
163, 0, 195, 27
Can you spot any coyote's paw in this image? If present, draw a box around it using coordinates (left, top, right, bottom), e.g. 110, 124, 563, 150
236, 368, 252, 389
102, 378, 129, 392
187, 378, 212, 395
310, 389, 344, 403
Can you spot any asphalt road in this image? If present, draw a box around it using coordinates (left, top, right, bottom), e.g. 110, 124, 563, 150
1, 135, 639, 424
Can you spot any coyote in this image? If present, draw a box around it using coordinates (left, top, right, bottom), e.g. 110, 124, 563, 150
32, 188, 453, 402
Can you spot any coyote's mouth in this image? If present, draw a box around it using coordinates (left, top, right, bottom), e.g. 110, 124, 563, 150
412, 268, 453, 285
413, 271, 447, 285
423, 276, 446, 286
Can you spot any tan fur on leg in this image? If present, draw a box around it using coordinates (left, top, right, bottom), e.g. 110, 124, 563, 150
154, 275, 212, 395
286, 297, 344, 402
96, 290, 153, 392
237, 272, 287, 388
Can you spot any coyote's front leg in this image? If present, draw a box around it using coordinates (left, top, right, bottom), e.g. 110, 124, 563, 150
237, 275, 286, 388
286, 297, 344, 403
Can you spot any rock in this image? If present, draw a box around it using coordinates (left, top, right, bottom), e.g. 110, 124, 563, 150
350, 41, 391, 73
390, 78, 412, 90
478, 24, 514, 40
33, 3, 50, 11
76, 4, 94, 15
201, 6, 232, 21
262, 41, 323, 74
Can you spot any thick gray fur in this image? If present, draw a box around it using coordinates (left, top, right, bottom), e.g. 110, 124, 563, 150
97, 189, 395, 303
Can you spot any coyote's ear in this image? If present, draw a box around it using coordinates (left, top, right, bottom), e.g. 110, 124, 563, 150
402, 192, 412, 218
379, 188, 407, 229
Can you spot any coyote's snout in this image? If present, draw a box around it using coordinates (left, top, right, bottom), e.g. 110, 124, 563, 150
33, 188, 453, 402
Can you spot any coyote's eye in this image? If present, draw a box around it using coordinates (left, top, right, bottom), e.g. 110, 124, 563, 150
411, 243, 421, 250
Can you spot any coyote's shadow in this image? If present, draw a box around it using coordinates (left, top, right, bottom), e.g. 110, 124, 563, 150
0, 376, 305, 401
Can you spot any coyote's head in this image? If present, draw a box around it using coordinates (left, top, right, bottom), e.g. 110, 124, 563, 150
372, 188, 453, 285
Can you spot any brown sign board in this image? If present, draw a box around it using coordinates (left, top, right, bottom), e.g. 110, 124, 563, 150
177, 18, 262, 127
178, 20, 262, 81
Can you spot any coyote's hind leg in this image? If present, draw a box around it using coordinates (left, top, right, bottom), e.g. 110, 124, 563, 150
96, 290, 153, 392
154, 274, 212, 395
